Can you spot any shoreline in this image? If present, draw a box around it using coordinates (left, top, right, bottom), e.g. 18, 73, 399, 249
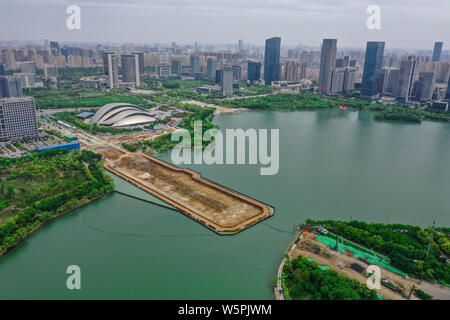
0, 191, 113, 259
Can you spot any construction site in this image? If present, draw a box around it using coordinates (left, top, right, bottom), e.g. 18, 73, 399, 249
283, 226, 439, 300
46, 116, 274, 234
99, 146, 273, 234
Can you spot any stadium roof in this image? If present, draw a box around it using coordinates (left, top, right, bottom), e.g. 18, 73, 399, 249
90, 103, 156, 127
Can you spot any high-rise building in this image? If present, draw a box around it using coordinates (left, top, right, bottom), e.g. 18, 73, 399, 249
343, 67, 357, 93
437, 62, 450, 83
206, 57, 217, 80
191, 55, 201, 75
318, 39, 337, 93
299, 62, 307, 80
0, 97, 38, 142
21, 62, 36, 74
232, 65, 242, 81
106, 54, 120, 88
264, 37, 281, 85
215, 69, 223, 84
432, 42, 443, 62
381, 68, 399, 95
247, 60, 261, 84
121, 54, 140, 86
284, 61, 299, 82
238, 39, 244, 51
132, 52, 145, 75
171, 58, 182, 75
329, 68, 346, 95
2, 50, 16, 70
44, 65, 58, 83
221, 66, 233, 97
445, 77, 450, 100
361, 41, 385, 100
14, 73, 35, 89
157, 64, 171, 77
396, 56, 417, 102
50, 41, 59, 55
349, 60, 357, 67
0, 76, 23, 97
103, 51, 114, 75
0, 63, 5, 75
416, 71, 436, 101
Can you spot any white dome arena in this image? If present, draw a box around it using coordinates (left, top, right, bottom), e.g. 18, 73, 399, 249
90, 103, 156, 127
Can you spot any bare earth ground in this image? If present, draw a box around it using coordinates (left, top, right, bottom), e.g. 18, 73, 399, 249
99, 146, 270, 231
291, 232, 450, 300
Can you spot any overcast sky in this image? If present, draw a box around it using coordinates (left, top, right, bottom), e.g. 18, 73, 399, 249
1, 0, 448, 49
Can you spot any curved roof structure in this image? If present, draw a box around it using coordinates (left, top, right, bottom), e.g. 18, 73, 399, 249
91, 103, 156, 127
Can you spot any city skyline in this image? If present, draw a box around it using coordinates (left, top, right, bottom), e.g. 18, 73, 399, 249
0, 0, 449, 49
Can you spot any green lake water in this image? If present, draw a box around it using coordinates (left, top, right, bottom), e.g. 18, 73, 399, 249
0, 109, 449, 299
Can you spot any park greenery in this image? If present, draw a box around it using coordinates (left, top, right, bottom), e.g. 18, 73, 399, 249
145, 104, 217, 153
307, 219, 450, 285
218, 92, 450, 123
282, 255, 378, 300
25, 86, 154, 109
0, 149, 114, 255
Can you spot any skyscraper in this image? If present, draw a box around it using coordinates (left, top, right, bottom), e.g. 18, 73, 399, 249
206, 57, 217, 80
432, 42, 443, 62
381, 68, 399, 95
171, 58, 182, 75
232, 65, 242, 81
396, 56, 417, 102
132, 52, 145, 75
0, 76, 23, 98
121, 54, 140, 86
106, 54, 119, 88
264, 37, 281, 85
238, 39, 244, 51
329, 68, 345, 95
103, 51, 114, 75
221, 66, 233, 97
50, 41, 59, 55
445, 77, 450, 100
21, 62, 36, 74
0, 97, 38, 142
343, 67, 357, 93
361, 41, 385, 100
0, 63, 5, 76
416, 71, 436, 101
191, 55, 201, 75
284, 61, 299, 82
247, 60, 261, 84
318, 39, 337, 93
299, 62, 307, 80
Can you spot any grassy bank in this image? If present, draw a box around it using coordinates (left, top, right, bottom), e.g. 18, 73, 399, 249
0, 149, 114, 256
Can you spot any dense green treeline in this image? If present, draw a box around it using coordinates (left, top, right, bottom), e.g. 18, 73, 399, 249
219, 93, 450, 123
282, 255, 378, 300
0, 149, 114, 255
307, 219, 450, 284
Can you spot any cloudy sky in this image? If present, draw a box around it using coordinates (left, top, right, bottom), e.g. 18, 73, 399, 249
1, 0, 449, 49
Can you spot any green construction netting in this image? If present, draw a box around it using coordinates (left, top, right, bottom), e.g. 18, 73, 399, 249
315, 235, 407, 277
319, 266, 331, 271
